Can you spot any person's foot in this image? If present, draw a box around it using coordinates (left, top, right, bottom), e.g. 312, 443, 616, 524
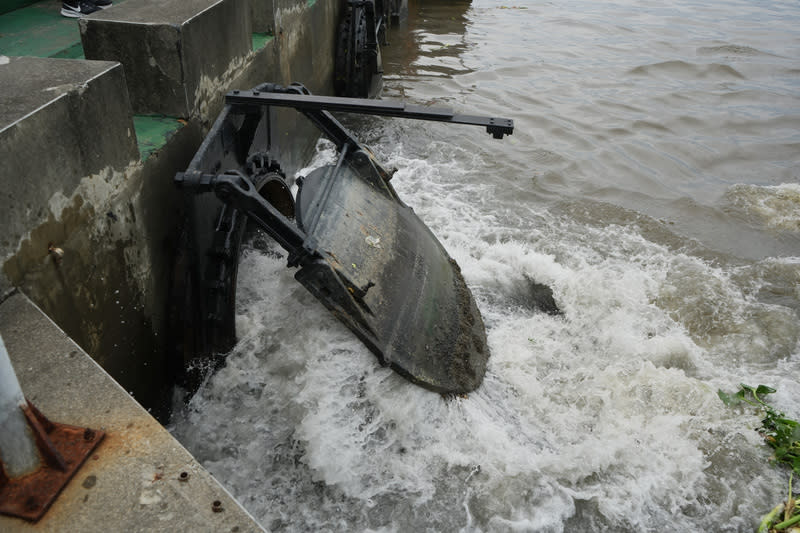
61, 0, 100, 18
92, 0, 113, 9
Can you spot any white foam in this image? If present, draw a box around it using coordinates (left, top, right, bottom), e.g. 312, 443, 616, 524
726, 183, 800, 232
170, 134, 799, 531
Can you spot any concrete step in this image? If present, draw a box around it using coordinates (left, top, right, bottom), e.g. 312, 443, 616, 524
79, 0, 253, 117
0, 55, 139, 295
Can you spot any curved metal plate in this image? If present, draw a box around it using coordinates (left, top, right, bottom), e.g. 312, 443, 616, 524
295, 150, 489, 393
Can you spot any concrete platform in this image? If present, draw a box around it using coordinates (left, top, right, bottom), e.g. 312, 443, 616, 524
0, 1, 87, 59
79, 0, 252, 117
0, 291, 265, 532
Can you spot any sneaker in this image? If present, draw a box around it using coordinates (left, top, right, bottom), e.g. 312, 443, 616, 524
93, 0, 113, 8
61, 0, 100, 18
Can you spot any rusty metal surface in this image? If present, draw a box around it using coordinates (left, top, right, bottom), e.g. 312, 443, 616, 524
0, 403, 104, 522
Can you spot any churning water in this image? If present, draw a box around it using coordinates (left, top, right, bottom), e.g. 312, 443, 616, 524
170, 0, 800, 531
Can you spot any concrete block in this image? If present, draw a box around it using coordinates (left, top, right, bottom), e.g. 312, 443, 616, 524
272, 0, 325, 92
79, 0, 253, 118
0, 56, 138, 296
251, 0, 275, 34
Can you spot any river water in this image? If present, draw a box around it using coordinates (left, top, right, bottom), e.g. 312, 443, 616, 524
170, 0, 800, 531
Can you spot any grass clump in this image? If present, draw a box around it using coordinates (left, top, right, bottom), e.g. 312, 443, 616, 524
718, 384, 800, 532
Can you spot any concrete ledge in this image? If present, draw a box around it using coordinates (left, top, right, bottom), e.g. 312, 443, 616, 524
0, 56, 139, 297
1, 119, 203, 421
80, 0, 252, 117
0, 292, 265, 533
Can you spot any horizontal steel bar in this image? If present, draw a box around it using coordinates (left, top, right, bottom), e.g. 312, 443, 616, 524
225, 90, 514, 138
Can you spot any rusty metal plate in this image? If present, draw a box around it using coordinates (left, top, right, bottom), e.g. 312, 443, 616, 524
0, 405, 105, 522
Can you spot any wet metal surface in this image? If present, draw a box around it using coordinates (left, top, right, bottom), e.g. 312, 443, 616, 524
177, 86, 512, 393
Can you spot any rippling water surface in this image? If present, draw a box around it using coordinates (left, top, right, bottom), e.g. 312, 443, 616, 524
171, 1, 800, 531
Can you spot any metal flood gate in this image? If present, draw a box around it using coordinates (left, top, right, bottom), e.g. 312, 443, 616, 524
171, 83, 513, 395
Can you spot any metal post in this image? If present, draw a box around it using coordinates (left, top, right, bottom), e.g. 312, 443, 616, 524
0, 334, 105, 522
0, 334, 41, 478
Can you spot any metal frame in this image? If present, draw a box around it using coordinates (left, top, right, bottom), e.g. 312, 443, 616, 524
173, 83, 513, 393
226, 87, 515, 140
176, 84, 514, 267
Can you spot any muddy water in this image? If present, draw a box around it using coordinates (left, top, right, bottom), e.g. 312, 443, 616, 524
170, 0, 800, 531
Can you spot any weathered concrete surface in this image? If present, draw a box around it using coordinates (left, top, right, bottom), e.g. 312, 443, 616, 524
250, 0, 275, 34
0, 57, 139, 300
80, 0, 252, 117
2, 118, 203, 421
0, 292, 265, 533
270, 0, 342, 90
0, 56, 203, 415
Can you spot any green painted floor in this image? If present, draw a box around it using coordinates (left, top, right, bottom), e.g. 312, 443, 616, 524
0, 1, 273, 161
252, 32, 273, 52
0, 1, 90, 58
132, 115, 187, 161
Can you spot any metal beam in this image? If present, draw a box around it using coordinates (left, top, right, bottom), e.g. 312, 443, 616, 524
225, 89, 515, 139
174, 170, 308, 264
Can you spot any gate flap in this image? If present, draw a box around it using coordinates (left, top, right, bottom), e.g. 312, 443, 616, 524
294, 148, 489, 394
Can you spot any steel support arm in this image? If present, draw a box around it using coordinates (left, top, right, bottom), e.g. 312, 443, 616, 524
225, 89, 515, 139
175, 170, 308, 263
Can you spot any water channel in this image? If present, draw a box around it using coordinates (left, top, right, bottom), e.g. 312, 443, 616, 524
170, 0, 800, 530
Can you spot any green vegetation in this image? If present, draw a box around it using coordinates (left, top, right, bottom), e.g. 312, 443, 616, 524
718, 384, 800, 532
718, 385, 800, 475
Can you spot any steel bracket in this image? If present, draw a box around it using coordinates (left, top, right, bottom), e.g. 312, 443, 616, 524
225, 87, 515, 139
0, 401, 104, 522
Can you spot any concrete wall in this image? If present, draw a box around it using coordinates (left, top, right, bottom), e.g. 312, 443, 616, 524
0, 0, 342, 418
